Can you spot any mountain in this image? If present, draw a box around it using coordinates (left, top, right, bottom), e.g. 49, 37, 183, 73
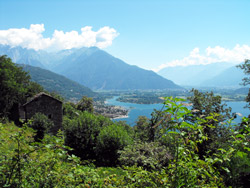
0, 45, 48, 68
201, 65, 245, 88
0, 45, 182, 90
158, 62, 235, 86
234, 87, 249, 95
52, 47, 182, 90
0, 44, 72, 69
20, 64, 97, 100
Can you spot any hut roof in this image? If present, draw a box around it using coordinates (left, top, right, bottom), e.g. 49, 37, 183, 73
23, 92, 62, 106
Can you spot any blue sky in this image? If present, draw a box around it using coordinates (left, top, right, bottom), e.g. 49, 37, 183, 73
0, 0, 250, 71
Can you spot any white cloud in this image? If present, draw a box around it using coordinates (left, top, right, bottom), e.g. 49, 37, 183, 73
0, 24, 119, 51
154, 44, 250, 72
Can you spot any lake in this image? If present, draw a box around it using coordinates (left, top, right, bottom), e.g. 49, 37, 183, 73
106, 97, 250, 126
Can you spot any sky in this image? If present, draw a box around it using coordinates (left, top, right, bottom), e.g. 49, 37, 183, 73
0, 0, 250, 71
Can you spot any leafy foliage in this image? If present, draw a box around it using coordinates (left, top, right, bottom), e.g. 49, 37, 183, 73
96, 123, 132, 166
27, 113, 54, 141
133, 106, 168, 142
77, 96, 94, 113
237, 59, 250, 109
63, 111, 113, 161
0, 122, 107, 187
161, 97, 226, 187
0, 55, 43, 121
1, 55, 250, 187
118, 141, 171, 171
187, 89, 233, 159
63, 102, 79, 119
1, 95, 250, 187
133, 116, 151, 142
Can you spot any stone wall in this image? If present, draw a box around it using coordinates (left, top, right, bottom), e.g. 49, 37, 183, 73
23, 94, 62, 134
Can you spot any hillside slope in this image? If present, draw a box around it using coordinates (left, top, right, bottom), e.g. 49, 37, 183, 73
21, 64, 97, 100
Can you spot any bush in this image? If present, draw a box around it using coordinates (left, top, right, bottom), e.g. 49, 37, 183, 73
27, 113, 54, 141
95, 123, 132, 166
118, 141, 171, 171
76, 96, 94, 113
63, 111, 113, 161
0, 122, 103, 187
63, 102, 79, 119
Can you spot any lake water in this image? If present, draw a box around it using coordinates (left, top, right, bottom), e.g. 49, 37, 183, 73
106, 97, 250, 126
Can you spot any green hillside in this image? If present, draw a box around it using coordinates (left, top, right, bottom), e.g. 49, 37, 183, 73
21, 64, 97, 101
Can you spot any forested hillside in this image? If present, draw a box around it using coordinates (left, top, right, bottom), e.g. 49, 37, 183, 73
21, 64, 97, 101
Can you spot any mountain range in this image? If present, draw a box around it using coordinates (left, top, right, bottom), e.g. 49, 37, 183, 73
1, 44, 245, 89
158, 62, 245, 88
0, 45, 181, 90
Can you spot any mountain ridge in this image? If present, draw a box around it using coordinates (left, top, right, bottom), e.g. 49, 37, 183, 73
201, 65, 244, 87
158, 62, 241, 87
52, 48, 181, 90
0, 45, 182, 90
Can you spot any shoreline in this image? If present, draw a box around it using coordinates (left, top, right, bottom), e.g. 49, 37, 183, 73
111, 115, 129, 120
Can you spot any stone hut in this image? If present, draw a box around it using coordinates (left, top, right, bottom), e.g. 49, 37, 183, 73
20, 92, 63, 134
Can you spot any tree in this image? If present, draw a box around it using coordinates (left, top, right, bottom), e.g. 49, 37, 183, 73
63, 111, 113, 161
0, 55, 43, 122
187, 89, 233, 159
134, 106, 167, 142
63, 102, 78, 119
237, 59, 250, 110
149, 107, 167, 141
188, 89, 232, 123
76, 96, 94, 113
0, 56, 30, 117
95, 123, 132, 166
27, 113, 54, 141
134, 116, 151, 142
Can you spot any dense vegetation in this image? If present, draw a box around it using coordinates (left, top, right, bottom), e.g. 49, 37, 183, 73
1, 56, 250, 187
0, 55, 43, 122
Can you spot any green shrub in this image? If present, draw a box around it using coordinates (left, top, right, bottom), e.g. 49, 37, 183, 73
63, 111, 113, 161
27, 113, 54, 141
118, 141, 171, 171
63, 102, 79, 119
95, 123, 132, 166
76, 96, 94, 113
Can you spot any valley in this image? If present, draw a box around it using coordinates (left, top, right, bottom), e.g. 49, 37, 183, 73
0, 44, 248, 121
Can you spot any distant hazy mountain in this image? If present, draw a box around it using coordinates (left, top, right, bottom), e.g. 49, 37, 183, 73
0, 45, 181, 90
158, 62, 234, 86
20, 64, 97, 100
201, 65, 245, 87
52, 47, 181, 90
0, 44, 48, 68
0, 44, 74, 69
234, 87, 249, 95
